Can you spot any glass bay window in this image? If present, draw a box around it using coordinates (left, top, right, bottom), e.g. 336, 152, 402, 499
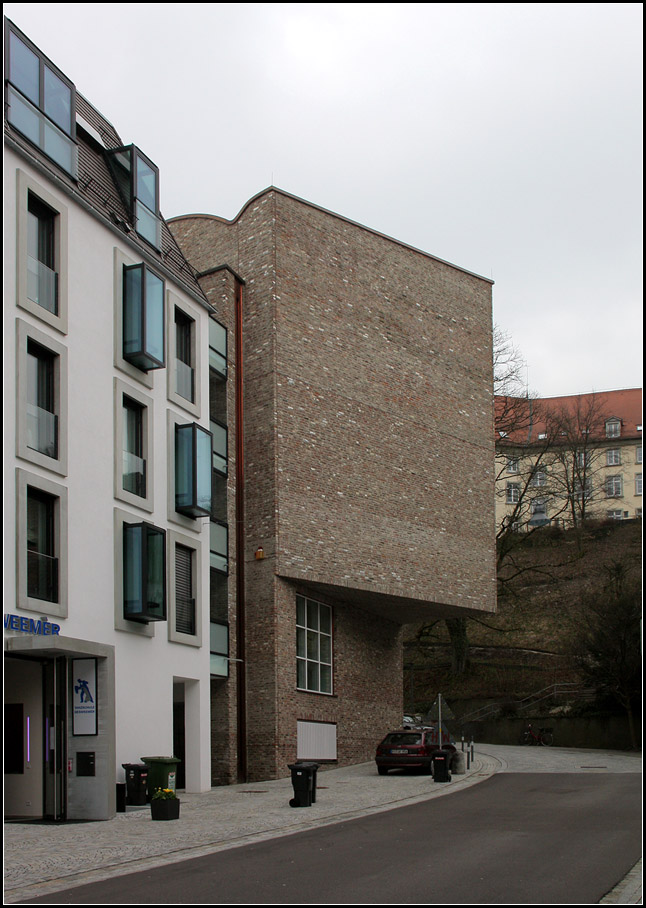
123, 263, 165, 371
106, 145, 161, 248
123, 522, 166, 623
175, 423, 212, 518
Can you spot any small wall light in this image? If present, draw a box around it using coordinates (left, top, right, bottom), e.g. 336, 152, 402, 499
254, 546, 265, 560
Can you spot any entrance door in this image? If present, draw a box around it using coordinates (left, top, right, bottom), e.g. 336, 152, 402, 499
43, 656, 67, 820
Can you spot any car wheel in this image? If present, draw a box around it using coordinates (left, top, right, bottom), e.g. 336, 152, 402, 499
377, 766, 389, 775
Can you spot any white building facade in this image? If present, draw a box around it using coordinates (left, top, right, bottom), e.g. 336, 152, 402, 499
4, 19, 217, 819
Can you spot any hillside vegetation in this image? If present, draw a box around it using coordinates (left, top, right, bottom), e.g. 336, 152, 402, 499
403, 519, 642, 713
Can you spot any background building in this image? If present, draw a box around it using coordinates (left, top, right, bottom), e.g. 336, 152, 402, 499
495, 389, 642, 532
170, 189, 497, 783
4, 19, 214, 819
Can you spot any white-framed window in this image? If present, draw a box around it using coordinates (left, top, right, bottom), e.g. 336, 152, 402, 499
577, 450, 590, 469
506, 457, 519, 474
506, 483, 520, 504
606, 449, 621, 466
531, 499, 548, 517
605, 419, 621, 438
605, 475, 623, 498
574, 479, 593, 500
607, 509, 623, 520
636, 474, 642, 496
113, 378, 154, 511
167, 292, 202, 417
16, 319, 68, 476
296, 595, 333, 695
636, 446, 642, 464
168, 531, 202, 646
16, 468, 68, 618
531, 469, 546, 487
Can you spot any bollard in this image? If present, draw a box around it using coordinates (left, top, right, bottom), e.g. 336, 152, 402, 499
466, 749, 471, 769
461, 735, 465, 752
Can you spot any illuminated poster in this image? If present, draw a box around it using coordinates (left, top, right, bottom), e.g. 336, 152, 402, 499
72, 658, 97, 735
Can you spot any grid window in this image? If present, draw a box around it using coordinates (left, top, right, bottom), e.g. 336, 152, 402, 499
636, 474, 642, 497
296, 596, 332, 694
506, 458, 519, 474
606, 449, 621, 466
605, 419, 621, 438
636, 446, 642, 464
605, 475, 623, 498
506, 483, 520, 504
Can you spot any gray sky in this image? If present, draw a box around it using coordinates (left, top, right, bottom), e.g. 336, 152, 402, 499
5, 2, 642, 398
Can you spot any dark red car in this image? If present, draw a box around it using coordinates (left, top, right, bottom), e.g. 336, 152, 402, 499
375, 727, 456, 775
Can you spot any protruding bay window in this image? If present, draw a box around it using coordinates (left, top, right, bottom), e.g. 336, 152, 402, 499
106, 145, 161, 248
175, 423, 212, 518
123, 263, 165, 371
123, 522, 166, 623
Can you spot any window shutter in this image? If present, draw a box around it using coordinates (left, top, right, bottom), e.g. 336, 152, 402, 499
175, 544, 194, 635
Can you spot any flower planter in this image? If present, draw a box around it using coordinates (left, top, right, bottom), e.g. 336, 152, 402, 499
150, 798, 180, 821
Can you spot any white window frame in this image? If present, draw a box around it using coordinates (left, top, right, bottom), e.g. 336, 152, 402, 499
16, 318, 68, 477
506, 457, 519, 474
113, 378, 154, 512
167, 291, 202, 418
506, 483, 520, 504
15, 169, 69, 334
605, 419, 621, 438
606, 448, 621, 466
296, 595, 333, 695
605, 475, 623, 498
16, 468, 68, 618
636, 474, 642, 497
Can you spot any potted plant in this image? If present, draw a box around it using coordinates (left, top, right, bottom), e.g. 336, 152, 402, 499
150, 787, 180, 821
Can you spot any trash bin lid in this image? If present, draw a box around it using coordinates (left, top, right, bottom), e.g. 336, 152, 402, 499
140, 756, 181, 764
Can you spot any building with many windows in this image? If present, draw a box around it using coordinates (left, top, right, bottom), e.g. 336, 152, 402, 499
4, 19, 217, 819
495, 388, 642, 533
4, 17, 497, 813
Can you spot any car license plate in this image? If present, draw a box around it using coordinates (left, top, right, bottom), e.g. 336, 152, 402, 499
391, 748, 408, 754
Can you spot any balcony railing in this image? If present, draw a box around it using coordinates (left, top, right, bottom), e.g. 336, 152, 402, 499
26, 404, 58, 458
176, 360, 194, 402
27, 256, 58, 314
123, 451, 146, 498
27, 550, 58, 602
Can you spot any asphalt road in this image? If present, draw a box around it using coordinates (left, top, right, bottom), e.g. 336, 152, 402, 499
20, 773, 641, 905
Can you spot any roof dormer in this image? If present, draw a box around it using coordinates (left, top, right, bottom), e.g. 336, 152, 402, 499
106, 144, 161, 249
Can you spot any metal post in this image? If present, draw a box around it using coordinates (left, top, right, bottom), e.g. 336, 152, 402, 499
461, 734, 464, 752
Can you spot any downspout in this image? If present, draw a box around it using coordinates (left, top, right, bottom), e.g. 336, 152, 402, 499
234, 277, 247, 782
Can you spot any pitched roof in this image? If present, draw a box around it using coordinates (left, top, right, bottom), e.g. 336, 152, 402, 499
495, 388, 643, 444
4, 20, 208, 309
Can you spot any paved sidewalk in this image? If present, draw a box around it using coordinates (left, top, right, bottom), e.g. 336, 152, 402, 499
3, 744, 642, 904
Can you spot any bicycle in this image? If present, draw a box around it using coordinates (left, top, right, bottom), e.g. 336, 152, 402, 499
520, 723, 553, 746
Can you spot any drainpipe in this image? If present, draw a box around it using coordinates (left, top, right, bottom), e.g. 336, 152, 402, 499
234, 277, 247, 783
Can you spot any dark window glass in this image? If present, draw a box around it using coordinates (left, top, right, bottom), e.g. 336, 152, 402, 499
123, 397, 146, 497
123, 263, 165, 371
26, 341, 57, 458
123, 523, 166, 623
175, 309, 194, 401
176, 423, 212, 518
27, 487, 58, 602
27, 194, 58, 314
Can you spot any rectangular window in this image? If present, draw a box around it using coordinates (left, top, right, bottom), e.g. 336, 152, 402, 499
209, 318, 227, 378
575, 479, 593, 500
105, 145, 160, 248
607, 510, 623, 520
175, 309, 195, 402
123, 397, 146, 498
506, 483, 520, 504
530, 469, 546, 488
175, 423, 212, 518
5, 22, 77, 177
605, 419, 621, 438
605, 475, 623, 498
123, 263, 165, 371
27, 193, 58, 315
175, 544, 195, 636
26, 340, 57, 459
210, 621, 229, 677
636, 446, 642, 464
506, 457, 519, 474
210, 522, 228, 575
606, 449, 621, 466
123, 522, 166, 623
636, 474, 642, 496
577, 451, 590, 468
296, 595, 333, 695
210, 419, 228, 476
26, 487, 58, 602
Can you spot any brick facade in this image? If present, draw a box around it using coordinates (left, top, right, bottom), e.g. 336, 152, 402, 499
170, 188, 496, 782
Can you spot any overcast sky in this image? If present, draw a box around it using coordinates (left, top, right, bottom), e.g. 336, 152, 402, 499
5, 3, 642, 398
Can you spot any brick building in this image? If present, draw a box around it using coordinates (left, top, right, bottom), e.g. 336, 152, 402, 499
170, 189, 497, 783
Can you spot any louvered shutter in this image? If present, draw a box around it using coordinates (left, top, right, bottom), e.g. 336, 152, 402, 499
175, 544, 195, 635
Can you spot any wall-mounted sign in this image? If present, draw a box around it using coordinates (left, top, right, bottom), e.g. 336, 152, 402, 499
72, 658, 98, 736
3, 614, 61, 635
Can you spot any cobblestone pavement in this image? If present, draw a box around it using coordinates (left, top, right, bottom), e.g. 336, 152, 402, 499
3, 744, 641, 904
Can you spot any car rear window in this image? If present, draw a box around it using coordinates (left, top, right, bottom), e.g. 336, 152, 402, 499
383, 733, 422, 746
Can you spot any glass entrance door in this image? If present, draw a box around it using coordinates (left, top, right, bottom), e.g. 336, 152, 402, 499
43, 656, 67, 820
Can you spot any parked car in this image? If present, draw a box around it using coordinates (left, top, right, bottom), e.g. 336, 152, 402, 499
375, 727, 456, 775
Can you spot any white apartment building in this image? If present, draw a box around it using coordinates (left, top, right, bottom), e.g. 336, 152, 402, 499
4, 19, 221, 819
